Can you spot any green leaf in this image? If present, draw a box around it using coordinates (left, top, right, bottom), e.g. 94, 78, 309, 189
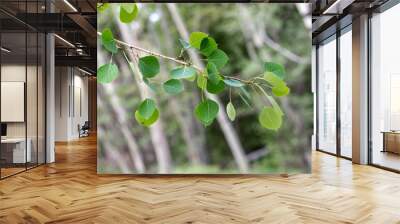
272, 85, 290, 97
264, 72, 289, 97
101, 28, 118, 53
138, 56, 160, 78
226, 102, 236, 121
208, 49, 229, 69
135, 109, 159, 127
197, 74, 207, 90
163, 79, 184, 95
195, 99, 219, 126
206, 80, 225, 94
185, 74, 196, 82
264, 62, 285, 79
138, 98, 156, 120
120, 3, 138, 23
264, 72, 286, 87
200, 37, 218, 56
170, 66, 197, 79
223, 79, 244, 87
189, 32, 208, 49
259, 106, 282, 130
97, 3, 109, 13
120, 3, 136, 12
264, 92, 284, 116
179, 39, 191, 49
97, 63, 119, 83
206, 62, 220, 84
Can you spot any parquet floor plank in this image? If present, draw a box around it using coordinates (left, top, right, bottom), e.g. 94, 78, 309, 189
0, 135, 400, 223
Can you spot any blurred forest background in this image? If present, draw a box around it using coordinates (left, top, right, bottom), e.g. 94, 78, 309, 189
97, 3, 312, 174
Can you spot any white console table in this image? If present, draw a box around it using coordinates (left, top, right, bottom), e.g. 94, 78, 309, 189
1, 138, 31, 163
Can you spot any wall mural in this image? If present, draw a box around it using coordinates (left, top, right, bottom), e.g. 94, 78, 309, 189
97, 3, 312, 174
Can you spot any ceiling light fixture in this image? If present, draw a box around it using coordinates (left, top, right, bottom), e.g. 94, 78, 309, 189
63, 0, 78, 12
323, 0, 354, 15
78, 67, 92, 76
54, 34, 75, 48
1, 47, 11, 53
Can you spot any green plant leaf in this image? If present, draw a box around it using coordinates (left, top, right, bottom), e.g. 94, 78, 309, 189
197, 74, 207, 90
138, 56, 160, 78
264, 72, 289, 97
97, 63, 119, 83
189, 32, 208, 49
259, 106, 282, 130
179, 39, 191, 49
120, 3, 138, 23
195, 99, 219, 126
206, 62, 220, 84
264, 92, 284, 116
170, 66, 197, 79
101, 28, 118, 53
223, 79, 244, 87
185, 73, 196, 82
163, 79, 184, 95
264, 62, 285, 79
264, 72, 286, 87
97, 3, 109, 13
208, 49, 229, 69
272, 85, 290, 97
135, 109, 159, 127
200, 37, 218, 56
138, 98, 156, 120
226, 102, 236, 121
206, 80, 225, 94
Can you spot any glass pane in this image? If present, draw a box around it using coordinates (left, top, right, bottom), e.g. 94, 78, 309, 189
340, 29, 352, 158
371, 4, 400, 171
38, 32, 45, 165
318, 37, 337, 154
27, 31, 38, 169
1, 30, 27, 177
26, 0, 40, 169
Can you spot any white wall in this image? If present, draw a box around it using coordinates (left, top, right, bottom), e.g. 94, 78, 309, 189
55, 67, 89, 141
55, 66, 69, 141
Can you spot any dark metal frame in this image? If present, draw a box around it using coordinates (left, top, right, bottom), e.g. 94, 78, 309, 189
0, 0, 47, 180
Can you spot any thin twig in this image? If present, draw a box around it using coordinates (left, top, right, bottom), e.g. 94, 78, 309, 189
98, 32, 258, 86
98, 32, 201, 71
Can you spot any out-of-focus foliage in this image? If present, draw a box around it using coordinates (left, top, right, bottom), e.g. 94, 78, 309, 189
97, 3, 312, 174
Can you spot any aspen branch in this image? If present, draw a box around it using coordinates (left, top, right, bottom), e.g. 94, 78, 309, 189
97, 32, 256, 85
98, 31, 199, 71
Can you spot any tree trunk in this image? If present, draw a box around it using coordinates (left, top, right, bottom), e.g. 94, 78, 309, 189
113, 8, 173, 173
166, 3, 249, 173
295, 4, 312, 32
98, 53, 146, 173
237, 4, 310, 169
97, 110, 131, 174
154, 10, 208, 165
237, 4, 306, 64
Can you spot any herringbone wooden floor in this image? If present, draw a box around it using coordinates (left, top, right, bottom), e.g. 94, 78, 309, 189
1, 135, 400, 224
